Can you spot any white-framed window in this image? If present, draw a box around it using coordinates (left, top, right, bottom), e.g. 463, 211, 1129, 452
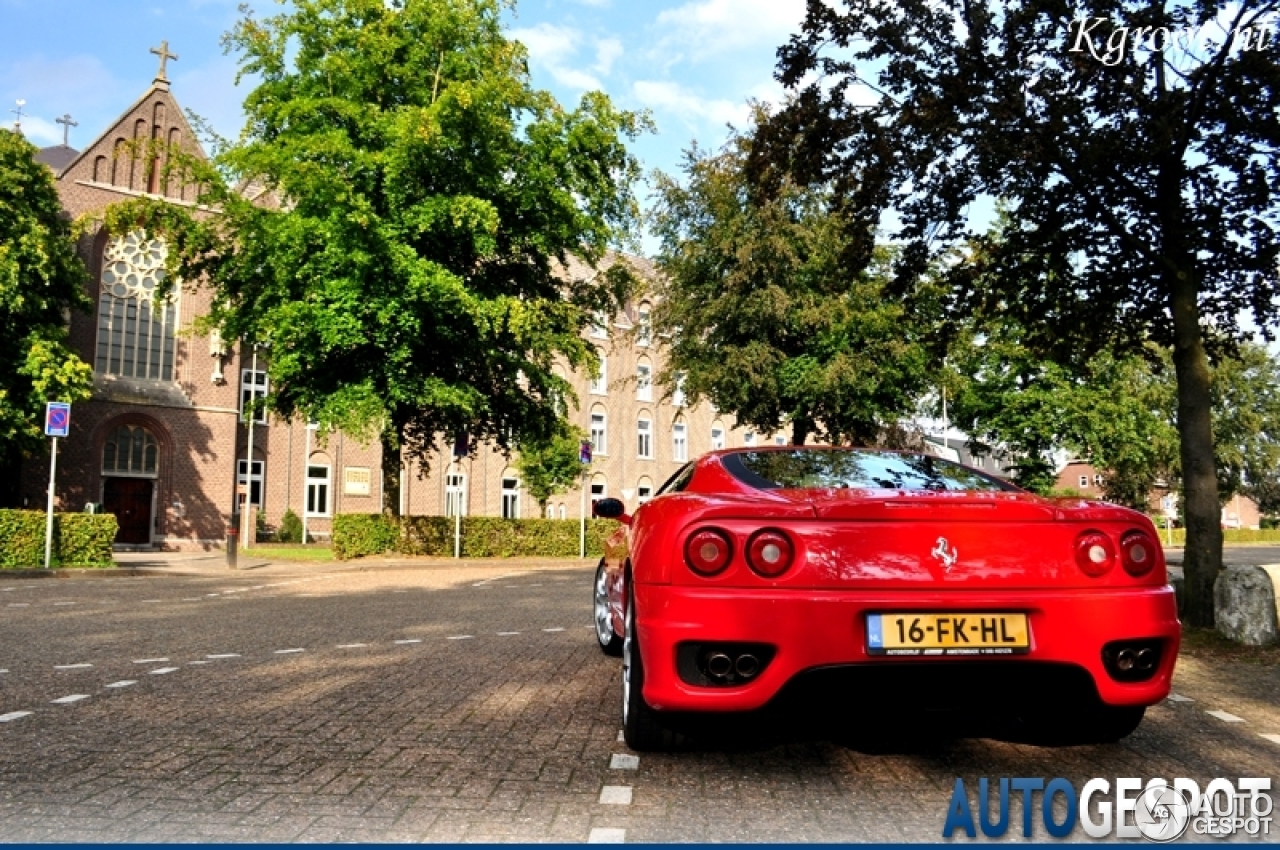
590, 409, 607, 456
672, 372, 687, 408
637, 303, 652, 347
711, 426, 725, 450
590, 350, 608, 395
501, 475, 520, 519
775, 435, 786, 446
237, 459, 264, 507
636, 359, 652, 401
637, 477, 654, 505
974, 455, 985, 468
558, 504, 566, 520
445, 472, 467, 517
590, 474, 607, 505
637, 417, 653, 459
95, 232, 179, 381
590, 311, 609, 339
1078, 475, 1089, 488
673, 421, 687, 462
1093, 474, 1104, 486
743, 431, 756, 447
240, 369, 269, 424
546, 504, 555, 519
306, 464, 331, 517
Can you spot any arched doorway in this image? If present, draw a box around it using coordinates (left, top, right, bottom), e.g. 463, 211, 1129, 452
101, 424, 160, 544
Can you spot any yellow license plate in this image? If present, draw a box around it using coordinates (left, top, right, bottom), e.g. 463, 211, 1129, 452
867, 613, 1029, 656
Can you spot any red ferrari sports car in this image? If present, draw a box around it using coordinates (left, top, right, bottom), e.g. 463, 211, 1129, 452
592, 446, 1179, 751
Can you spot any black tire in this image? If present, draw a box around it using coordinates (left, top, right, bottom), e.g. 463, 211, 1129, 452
622, 581, 677, 751
593, 561, 622, 656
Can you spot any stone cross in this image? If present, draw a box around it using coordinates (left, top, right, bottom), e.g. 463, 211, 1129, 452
10, 99, 25, 131
150, 41, 179, 82
56, 113, 77, 146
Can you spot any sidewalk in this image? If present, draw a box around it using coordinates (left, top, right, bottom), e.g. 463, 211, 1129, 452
0, 550, 599, 579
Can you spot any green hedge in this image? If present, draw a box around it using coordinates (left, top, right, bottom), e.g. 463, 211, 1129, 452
333, 514, 617, 560
0, 510, 117, 568
1158, 527, 1280, 547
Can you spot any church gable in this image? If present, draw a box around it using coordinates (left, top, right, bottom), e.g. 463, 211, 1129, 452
57, 51, 208, 218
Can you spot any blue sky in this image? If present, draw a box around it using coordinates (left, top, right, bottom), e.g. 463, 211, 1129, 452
0, 0, 808, 226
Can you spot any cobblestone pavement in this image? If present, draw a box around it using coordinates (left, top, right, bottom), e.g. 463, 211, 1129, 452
0, 563, 1277, 842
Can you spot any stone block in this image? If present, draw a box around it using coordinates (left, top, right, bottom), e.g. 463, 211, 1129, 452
1214, 565, 1278, 646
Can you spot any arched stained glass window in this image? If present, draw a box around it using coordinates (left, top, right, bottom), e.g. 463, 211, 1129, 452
102, 425, 159, 476
95, 232, 180, 380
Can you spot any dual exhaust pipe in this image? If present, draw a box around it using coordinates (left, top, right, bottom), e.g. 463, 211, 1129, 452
1102, 639, 1163, 683
706, 651, 761, 680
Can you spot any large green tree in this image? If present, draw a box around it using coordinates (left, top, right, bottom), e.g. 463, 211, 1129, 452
651, 111, 937, 446
0, 130, 94, 501
757, 0, 1280, 625
102, 0, 648, 513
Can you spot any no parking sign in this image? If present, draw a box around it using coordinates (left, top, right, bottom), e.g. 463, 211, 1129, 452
44, 402, 70, 438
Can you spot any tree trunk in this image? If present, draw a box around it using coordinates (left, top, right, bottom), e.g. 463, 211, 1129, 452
1168, 271, 1223, 628
791, 416, 812, 446
381, 423, 403, 517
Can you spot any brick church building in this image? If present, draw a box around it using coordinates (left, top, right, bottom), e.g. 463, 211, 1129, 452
21, 51, 762, 551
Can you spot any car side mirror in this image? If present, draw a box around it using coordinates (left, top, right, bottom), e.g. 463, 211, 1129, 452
593, 497, 627, 520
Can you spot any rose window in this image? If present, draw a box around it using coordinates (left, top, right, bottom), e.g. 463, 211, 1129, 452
102, 232, 169, 304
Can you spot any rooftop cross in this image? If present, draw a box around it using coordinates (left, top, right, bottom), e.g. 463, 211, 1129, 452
10, 99, 26, 131
55, 113, 77, 146
150, 40, 179, 82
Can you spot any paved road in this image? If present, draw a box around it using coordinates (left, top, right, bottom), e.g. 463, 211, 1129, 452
1, 563, 1277, 842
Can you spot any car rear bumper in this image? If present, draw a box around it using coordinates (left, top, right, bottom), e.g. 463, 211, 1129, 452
634, 583, 1179, 712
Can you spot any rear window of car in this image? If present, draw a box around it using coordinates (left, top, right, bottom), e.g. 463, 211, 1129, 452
722, 449, 1017, 492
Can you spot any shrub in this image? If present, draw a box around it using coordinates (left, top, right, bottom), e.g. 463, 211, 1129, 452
333, 513, 619, 560
277, 508, 303, 543
332, 513, 398, 559
0, 510, 117, 568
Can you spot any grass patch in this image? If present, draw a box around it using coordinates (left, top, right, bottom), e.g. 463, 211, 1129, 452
249, 544, 333, 562
1179, 627, 1280, 665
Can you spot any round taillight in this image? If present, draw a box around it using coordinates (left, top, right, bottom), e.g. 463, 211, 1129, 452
685, 528, 733, 576
1074, 530, 1115, 577
746, 529, 795, 577
1121, 531, 1156, 576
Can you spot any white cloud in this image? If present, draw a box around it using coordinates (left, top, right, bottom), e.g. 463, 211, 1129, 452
512, 22, 619, 92
654, 0, 806, 55
632, 79, 750, 129
19, 115, 61, 146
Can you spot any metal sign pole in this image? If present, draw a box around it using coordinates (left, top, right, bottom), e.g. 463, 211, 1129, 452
44, 437, 58, 570
579, 470, 587, 558
452, 460, 462, 559
240, 344, 259, 550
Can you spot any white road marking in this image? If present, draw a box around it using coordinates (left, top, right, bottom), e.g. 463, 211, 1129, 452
105, 680, 136, 688
0, 670, 7, 674
528, 583, 543, 587
1, 587, 13, 592
394, 639, 422, 644
543, 628, 565, 633
609, 754, 639, 770
188, 660, 212, 665
7, 603, 29, 608
0, 711, 32, 722
148, 667, 179, 675
207, 654, 241, 659
447, 635, 474, 641
392, 590, 409, 593
51, 694, 89, 704
1206, 710, 1246, 723
497, 631, 520, 636
1260, 734, 1280, 745
1167, 693, 1194, 702
52, 602, 75, 606
588, 828, 626, 844
133, 658, 169, 664
182, 597, 202, 601
274, 648, 305, 654
337, 643, 368, 649
599, 786, 633, 805
54, 663, 93, 670
251, 586, 265, 590
140, 599, 162, 603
